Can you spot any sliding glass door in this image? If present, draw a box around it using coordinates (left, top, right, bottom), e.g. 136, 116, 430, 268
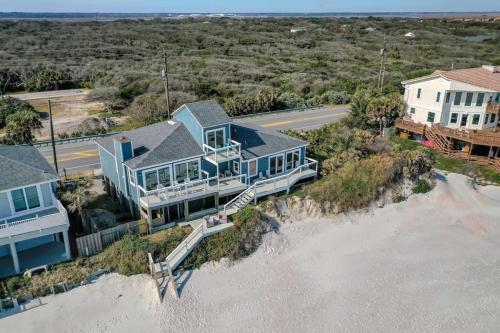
269, 154, 284, 176
206, 129, 225, 149
286, 150, 300, 171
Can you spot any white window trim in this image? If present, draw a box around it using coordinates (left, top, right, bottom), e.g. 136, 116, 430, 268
142, 165, 173, 191
464, 92, 474, 108
128, 168, 136, 186
205, 128, 226, 148
233, 160, 240, 174
285, 149, 301, 171
247, 159, 258, 177
6, 184, 45, 217
174, 158, 202, 184
268, 154, 285, 176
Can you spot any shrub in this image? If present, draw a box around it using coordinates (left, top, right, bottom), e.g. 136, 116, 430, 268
412, 179, 432, 194
306, 154, 404, 211
278, 92, 306, 109
0, 96, 35, 128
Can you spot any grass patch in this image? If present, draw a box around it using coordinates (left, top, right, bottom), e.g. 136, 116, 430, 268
412, 179, 432, 194
0, 226, 192, 298
182, 207, 270, 270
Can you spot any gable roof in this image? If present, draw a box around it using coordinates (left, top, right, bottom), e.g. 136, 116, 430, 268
231, 124, 307, 160
179, 100, 231, 128
0, 145, 58, 191
402, 66, 500, 92
96, 121, 204, 170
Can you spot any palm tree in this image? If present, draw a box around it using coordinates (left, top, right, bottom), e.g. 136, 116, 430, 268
367, 93, 405, 135
62, 186, 93, 224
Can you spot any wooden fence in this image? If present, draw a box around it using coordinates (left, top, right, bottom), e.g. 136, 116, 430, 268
76, 220, 142, 257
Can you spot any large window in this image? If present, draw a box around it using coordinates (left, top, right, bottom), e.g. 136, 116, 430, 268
10, 186, 40, 213
450, 113, 458, 124
445, 92, 451, 103
427, 112, 435, 123
484, 114, 490, 124
286, 150, 300, 171
465, 93, 473, 106
145, 171, 159, 191
476, 93, 485, 107
175, 160, 200, 184
454, 92, 462, 106
491, 114, 496, 123
11, 189, 27, 212
25, 186, 40, 209
472, 114, 480, 125
158, 167, 171, 187
206, 129, 225, 149
248, 160, 257, 177
269, 154, 284, 176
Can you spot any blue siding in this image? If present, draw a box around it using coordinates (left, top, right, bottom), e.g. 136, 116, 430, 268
0, 244, 8, 257
173, 106, 204, 145
300, 146, 306, 164
0, 192, 10, 219
202, 159, 217, 178
122, 142, 133, 160
99, 147, 119, 186
113, 140, 127, 193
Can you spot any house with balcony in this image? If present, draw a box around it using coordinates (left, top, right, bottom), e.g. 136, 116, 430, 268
395, 65, 500, 171
0, 145, 71, 278
96, 100, 317, 232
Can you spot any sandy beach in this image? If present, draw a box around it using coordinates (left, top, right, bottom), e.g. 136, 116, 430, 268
1, 172, 500, 332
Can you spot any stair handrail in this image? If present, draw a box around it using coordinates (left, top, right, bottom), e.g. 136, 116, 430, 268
223, 184, 256, 215
166, 224, 204, 265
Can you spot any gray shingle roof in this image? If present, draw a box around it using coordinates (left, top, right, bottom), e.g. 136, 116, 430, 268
0, 145, 59, 191
231, 124, 307, 160
181, 100, 231, 128
96, 121, 205, 170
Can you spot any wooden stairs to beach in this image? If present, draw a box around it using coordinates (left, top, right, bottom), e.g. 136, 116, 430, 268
425, 125, 453, 155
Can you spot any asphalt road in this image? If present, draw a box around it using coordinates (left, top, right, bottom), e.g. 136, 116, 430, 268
39, 106, 349, 175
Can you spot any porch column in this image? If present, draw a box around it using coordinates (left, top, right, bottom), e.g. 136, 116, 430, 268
9, 242, 20, 274
62, 230, 72, 260
184, 200, 189, 221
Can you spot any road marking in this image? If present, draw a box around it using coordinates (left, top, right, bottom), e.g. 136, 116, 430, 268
42, 149, 97, 158
260, 112, 349, 128
47, 152, 99, 163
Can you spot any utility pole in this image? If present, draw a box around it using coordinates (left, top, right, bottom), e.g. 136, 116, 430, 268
48, 99, 59, 174
378, 33, 387, 92
162, 49, 171, 119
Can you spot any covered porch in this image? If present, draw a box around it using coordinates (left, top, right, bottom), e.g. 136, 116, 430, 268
0, 240, 69, 278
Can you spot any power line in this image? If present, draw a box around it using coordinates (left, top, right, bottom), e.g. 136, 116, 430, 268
161, 49, 171, 119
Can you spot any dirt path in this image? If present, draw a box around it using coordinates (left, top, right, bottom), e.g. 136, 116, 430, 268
2, 172, 500, 332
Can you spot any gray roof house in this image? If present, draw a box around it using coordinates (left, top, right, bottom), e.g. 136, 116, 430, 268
96, 100, 318, 232
0, 145, 71, 278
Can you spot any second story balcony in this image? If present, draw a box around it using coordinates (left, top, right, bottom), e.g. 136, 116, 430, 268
203, 140, 241, 164
0, 197, 70, 245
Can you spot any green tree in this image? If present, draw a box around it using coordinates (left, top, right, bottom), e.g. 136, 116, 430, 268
25, 69, 67, 92
62, 184, 94, 223
4, 109, 42, 144
0, 96, 35, 128
366, 93, 405, 134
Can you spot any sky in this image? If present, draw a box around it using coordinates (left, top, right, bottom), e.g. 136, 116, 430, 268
1, 0, 499, 13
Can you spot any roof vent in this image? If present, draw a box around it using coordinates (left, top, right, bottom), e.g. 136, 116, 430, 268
482, 65, 498, 73
168, 120, 176, 125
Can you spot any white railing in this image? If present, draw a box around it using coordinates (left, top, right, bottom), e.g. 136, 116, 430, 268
0, 196, 69, 233
218, 174, 247, 185
203, 140, 241, 163
166, 224, 204, 269
223, 157, 318, 215
138, 176, 219, 207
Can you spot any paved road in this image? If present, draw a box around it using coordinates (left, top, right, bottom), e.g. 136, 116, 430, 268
39, 106, 349, 175
9, 89, 88, 101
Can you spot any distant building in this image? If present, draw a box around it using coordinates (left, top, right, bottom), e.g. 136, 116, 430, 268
395, 65, 500, 171
405, 32, 416, 38
365, 27, 376, 32
290, 27, 307, 33
0, 145, 71, 277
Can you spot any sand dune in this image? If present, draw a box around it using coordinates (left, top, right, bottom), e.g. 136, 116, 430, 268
2, 172, 500, 332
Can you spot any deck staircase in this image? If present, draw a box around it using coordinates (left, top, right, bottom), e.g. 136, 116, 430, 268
223, 185, 256, 216
425, 125, 453, 155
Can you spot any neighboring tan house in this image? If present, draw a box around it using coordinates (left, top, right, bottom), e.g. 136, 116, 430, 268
0, 145, 71, 278
96, 100, 318, 232
395, 65, 500, 171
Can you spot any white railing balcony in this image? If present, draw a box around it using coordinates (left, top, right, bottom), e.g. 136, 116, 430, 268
0, 196, 69, 241
138, 176, 220, 209
203, 140, 241, 164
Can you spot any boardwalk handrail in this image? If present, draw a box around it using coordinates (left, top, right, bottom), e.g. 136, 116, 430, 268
166, 224, 204, 268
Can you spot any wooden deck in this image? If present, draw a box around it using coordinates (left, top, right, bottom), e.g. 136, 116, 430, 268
395, 118, 426, 135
